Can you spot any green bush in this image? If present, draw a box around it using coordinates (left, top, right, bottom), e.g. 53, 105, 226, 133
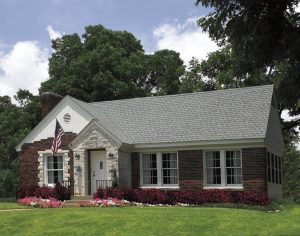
0, 169, 19, 198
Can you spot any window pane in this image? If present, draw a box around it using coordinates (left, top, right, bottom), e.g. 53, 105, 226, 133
47, 156, 53, 169
278, 157, 282, 170
48, 171, 54, 184
206, 151, 221, 185
142, 154, 157, 185
162, 153, 178, 185
225, 151, 242, 185
47, 156, 63, 170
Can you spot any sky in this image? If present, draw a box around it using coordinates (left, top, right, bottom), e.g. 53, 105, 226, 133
0, 0, 218, 97
0, 0, 299, 148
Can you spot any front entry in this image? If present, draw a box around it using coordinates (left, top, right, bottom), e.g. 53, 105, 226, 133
90, 150, 107, 194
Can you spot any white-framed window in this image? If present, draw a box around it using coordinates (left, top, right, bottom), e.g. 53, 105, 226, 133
140, 152, 178, 187
142, 154, 158, 185
225, 150, 242, 185
267, 151, 282, 184
46, 155, 64, 185
162, 153, 178, 185
204, 150, 243, 188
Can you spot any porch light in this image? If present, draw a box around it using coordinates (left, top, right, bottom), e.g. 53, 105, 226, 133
108, 153, 114, 158
75, 154, 80, 160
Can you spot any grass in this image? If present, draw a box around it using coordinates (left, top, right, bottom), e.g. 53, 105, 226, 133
0, 203, 299, 236
0, 202, 27, 210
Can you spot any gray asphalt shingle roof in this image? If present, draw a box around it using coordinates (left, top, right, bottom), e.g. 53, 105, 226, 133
71, 85, 274, 144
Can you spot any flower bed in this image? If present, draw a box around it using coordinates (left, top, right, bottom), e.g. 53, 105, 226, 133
94, 188, 270, 206
79, 198, 130, 207
18, 197, 64, 208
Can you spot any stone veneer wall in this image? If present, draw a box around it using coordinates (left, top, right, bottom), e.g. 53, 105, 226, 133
19, 132, 76, 187
72, 129, 120, 195
242, 147, 268, 193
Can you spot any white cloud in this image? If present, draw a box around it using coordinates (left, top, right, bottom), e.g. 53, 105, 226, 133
153, 17, 218, 65
46, 25, 63, 40
0, 41, 49, 98
281, 110, 300, 150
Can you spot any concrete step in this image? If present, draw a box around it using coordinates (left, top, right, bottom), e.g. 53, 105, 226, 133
71, 196, 93, 201
64, 196, 93, 207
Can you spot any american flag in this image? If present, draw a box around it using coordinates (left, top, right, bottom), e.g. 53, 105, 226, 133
52, 119, 64, 155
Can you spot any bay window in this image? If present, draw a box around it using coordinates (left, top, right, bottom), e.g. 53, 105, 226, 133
204, 150, 242, 188
140, 152, 178, 187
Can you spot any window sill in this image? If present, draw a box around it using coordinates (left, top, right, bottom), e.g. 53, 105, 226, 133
203, 186, 244, 190
140, 186, 180, 190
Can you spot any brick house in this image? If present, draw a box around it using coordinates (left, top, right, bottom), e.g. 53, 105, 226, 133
16, 85, 284, 199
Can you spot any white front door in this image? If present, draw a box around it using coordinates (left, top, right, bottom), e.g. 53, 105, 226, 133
90, 150, 107, 194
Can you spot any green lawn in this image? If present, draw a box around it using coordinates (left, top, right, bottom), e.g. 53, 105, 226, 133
0, 204, 299, 236
0, 202, 27, 210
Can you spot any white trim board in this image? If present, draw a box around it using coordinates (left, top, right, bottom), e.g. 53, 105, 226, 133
132, 139, 265, 152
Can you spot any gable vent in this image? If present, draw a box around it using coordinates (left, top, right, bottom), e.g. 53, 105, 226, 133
63, 113, 71, 123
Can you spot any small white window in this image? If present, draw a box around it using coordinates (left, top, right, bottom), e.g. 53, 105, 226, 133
47, 156, 64, 184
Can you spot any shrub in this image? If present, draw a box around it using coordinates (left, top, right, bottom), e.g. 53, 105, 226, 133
16, 183, 71, 201
233, 191, 270, 206
16, 185, 38, 199
132, 189, 168, 204
0, 169, 19, 198
55, 182, 71, 201
94, 187, 134, 201
94, 187, 270, 206
33, 186, 56, 199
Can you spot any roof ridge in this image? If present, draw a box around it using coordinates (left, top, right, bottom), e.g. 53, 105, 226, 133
88, 84, 274, 105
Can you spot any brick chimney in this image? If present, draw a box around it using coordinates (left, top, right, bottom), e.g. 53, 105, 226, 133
41, 92, 63, 118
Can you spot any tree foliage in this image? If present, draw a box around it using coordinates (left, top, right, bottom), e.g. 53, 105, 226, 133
40, 25, 185, 101
196, 0, 300, 132
284, 144, 300, 201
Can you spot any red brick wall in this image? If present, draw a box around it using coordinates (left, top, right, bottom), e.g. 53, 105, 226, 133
178, 150, 203, 190
41, 92, 63, 118
242, 147, 267, 193
130, 148, 267, 194
131, 152, 140, 188
19, 132, 77, 187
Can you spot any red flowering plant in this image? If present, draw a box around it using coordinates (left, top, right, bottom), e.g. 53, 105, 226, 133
79, 198, 130, 207
18, 197, 64, 208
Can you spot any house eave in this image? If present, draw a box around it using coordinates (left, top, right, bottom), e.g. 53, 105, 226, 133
132, 138, 265, 152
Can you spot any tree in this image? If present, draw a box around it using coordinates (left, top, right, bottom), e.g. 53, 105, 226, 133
284, 144, 300, 201
150, 50, 185, 95
41, 25, 185, 101
0, 96, 30, 169
14, 89, 42, 129
196, 0, 300, 131
180, 57, 215, 93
